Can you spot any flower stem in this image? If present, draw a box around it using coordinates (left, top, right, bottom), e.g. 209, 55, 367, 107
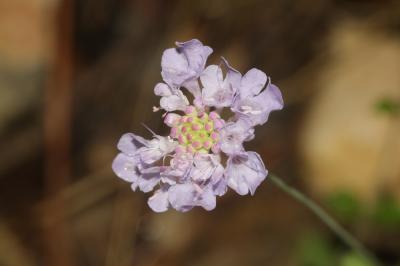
268, 173, 382, 266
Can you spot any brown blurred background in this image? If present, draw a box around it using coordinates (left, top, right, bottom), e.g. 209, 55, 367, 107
0, 0, 399, 265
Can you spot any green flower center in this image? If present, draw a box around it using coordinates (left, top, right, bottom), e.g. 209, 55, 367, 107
170, 106, 222, 154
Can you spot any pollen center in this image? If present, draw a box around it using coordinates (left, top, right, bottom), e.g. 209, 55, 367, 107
167, 106, 223, 154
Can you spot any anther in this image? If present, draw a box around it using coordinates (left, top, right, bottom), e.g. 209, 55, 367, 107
185, 106, 196, 115
192, 141, 202, 149
191, 123, 201, 131
209, 111, 220, 120
211, 132, 219, 141
178, 135, 187, 145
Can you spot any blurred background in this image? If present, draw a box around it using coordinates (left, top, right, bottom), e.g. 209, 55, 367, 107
0, 0, 399, 265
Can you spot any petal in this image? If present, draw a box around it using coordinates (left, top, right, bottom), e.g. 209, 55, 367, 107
138, 166, 161, 193
156, 136, 178, 154
164, 113, 181, 127
190, 153, 219, 182
112, 153, 140, 182
219, 119, 254, 155
168, 184, 196, 212
221, 57, 242, 90
212, 176, 228, 196
176, 39, 213, 75
201, 63, 238, 108
161, 48, 189, 88
182, 79, 201, 98
197, 187, 216, 211
226, 151, 268, 195
161, 39, 212, 89
159, 90, 189, 112
239, 68, 268, 98
137, 147, 162, 164
210, 164, 227, 196
148, 189, 169, 212
232, 82, 284, 126
154, 82, 172, 97
117, 133, 148, 156
200, 65, 223, 91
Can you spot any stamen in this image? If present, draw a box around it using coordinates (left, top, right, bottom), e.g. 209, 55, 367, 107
192, 141, 202, 149
164, 113, 180, 127
214, 119, 224, 129
205, 122, 213, 132
211, 132, 219, 141
191, 123, 201, 131
211, 143, 220, 154
178, 135, 187, 145
203, 140, 212, 149
185, 105, 196, 114
170, 127, 178, 138
209, 111, 219, 120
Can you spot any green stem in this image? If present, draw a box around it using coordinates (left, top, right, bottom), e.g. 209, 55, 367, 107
268, 173, 382, 266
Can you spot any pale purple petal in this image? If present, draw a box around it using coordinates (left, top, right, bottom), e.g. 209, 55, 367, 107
233, 82, 284, 126
112, 153, 140, 182
168, 184, 196, 212
212, 175, 228, 196
159, 91, 189, 112
136, 136, 177, 164
156, 136, 178, 154
201, 65, 223, 91
219, 119, 254, 155
239, 68, 268, 98
154, 82, 172, 97
197, 187, 216, 211
164, 113, 181, 127
210, 163, 227, 196
176, 39, 213, 77
221, 57, 242, 89
148, 188, 169, 212
117, 133, 149, 156
161, 39, 212, 89
138, 166, 161, 193
162, 152, 193, 183
226, 151, 268, 195
190, 153, 221, 182
182, 79, 202, 98
201, 60, 240, 108
161, 48, 189, 88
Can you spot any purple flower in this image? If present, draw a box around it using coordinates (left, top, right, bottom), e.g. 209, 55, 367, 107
112, 39, 284, 212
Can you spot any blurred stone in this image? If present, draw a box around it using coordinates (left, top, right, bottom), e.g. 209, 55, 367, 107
300, 19, 400, 202
0, 0, 56, 68
0, 222, 34, 266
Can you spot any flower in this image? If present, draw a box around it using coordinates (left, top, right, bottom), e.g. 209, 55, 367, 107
112, 39, 284, 212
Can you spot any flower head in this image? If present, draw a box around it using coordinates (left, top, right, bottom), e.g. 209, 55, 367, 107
112, 39, 284, 212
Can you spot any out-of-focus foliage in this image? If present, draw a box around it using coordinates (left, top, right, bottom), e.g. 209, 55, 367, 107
296, 233, 376, 266
375, 98, 400, 116
326, 191, 362, 223
372, 196, 400, 229
296, 233, 337, 266
340, 253, 375, 266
